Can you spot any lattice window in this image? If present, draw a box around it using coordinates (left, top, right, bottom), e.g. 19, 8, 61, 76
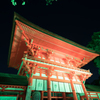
59, 82, 65, 92
51, 81, 53, 91
32, 79, 74, 92
52, 81, 59, 92
36, 79, 43, 91
64, 83, 72, 92
51, 81, 72, 92
32, 79, 36, 90
44, 80, 47, 91
74, 84, 84, 94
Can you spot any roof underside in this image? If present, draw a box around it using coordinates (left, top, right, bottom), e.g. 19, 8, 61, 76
8, 12, 99, 69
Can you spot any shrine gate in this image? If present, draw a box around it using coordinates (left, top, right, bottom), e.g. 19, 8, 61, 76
4, 12, 100, 100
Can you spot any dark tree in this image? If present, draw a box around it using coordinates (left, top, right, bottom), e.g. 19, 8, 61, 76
87, 32, 100, 75
91, 76, 100, 86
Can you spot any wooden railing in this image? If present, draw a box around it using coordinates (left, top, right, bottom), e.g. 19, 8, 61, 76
87, 91, 100, 100
81, 91, 100, 100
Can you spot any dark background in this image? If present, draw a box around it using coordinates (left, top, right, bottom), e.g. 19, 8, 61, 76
0, 0, 100, 84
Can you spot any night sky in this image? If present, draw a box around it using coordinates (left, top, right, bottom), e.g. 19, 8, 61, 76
0, 0, 100, 84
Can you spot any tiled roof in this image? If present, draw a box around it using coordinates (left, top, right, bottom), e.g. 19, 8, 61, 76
0, 73, 28, 86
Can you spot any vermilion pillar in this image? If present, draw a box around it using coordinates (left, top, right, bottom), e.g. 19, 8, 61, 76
80, 75, 89, 100
62, 92, 66, 100
81, 81, 89, 100
41, 91, 43, 100
28, 74, 33, 86
68, 72, 78, 100
47, 70, 51, 100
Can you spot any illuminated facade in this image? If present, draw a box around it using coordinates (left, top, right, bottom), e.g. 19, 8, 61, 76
0, 12, 100, 100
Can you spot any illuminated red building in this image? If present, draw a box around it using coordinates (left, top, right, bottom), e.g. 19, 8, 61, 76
0, 12, 100, 100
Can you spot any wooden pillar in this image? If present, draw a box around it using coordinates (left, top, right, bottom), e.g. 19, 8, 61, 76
28, 75, 33, 86
25, 73, 33, 100
96, 92, 100, 100
41, 91, 43, 100
81, 82, 89, 100
16, 94, 19, 100
80, 96, 84, 100
80, 74, 89, 100
88, 92, 91, 100
23, 95, 26, 100
22, 92, 26, 100
70, 79, 78, 100
47, 75, 51, 100
62, 92, 66, 100
68, 72, 78, 100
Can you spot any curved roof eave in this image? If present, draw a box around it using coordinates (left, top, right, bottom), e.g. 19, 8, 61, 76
7, 12, 99, 67
14, 12, 99, 54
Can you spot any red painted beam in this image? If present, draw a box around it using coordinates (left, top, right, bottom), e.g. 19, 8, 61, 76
15, 20, 29, 42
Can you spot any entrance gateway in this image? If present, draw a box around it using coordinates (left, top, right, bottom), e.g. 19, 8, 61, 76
6, 12, 100, 100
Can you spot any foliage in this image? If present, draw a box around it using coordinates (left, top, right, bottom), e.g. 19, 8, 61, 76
11, 0, 17, 6
46, 0, 57, 5
87, 31, 100, 75
11, 0, 58, 6
11, 0, 25, 6
91, 76, 100, 86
